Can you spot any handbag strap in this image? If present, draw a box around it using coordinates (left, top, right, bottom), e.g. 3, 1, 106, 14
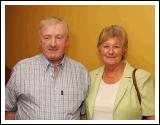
132, 68, 141, 104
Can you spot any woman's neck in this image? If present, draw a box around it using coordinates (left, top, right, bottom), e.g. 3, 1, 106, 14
103, 62, 125, 84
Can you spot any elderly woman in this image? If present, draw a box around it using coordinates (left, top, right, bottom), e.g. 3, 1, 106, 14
86, 25, 155, 120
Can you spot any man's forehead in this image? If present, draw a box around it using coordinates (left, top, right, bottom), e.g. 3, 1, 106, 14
41, 23, 65, 34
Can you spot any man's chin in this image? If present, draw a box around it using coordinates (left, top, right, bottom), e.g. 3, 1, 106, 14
47, 55, 64, 63
48, 57, 58, 61
45, 54, 57, 59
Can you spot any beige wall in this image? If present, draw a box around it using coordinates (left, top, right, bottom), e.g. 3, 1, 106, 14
5, 5, 155, 80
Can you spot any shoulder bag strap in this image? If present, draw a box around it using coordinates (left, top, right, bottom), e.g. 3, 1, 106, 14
132, 68, 141, 104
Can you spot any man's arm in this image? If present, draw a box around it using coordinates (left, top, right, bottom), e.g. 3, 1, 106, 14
80, 114, 87, 120
5, 112, 15, 120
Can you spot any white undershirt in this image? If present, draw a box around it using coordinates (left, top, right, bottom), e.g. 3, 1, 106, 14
93, 79, 120, 120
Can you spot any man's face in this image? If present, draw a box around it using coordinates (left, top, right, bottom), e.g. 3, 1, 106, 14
40, 23, 68, 64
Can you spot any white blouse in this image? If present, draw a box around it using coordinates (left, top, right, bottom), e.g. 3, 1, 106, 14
93, 79, 120, 120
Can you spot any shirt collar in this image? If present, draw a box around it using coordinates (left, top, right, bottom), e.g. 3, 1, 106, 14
40, 54, 66, 71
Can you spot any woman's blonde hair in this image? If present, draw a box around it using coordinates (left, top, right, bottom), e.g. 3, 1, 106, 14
97, 25, 128, 60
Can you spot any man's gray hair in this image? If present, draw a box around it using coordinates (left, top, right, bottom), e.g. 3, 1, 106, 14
39, 16, 69, 36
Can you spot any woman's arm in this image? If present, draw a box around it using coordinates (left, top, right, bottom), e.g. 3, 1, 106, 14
146, 116, 155, 120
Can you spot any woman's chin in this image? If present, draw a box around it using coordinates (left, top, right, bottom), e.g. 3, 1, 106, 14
104, 60, 117, 66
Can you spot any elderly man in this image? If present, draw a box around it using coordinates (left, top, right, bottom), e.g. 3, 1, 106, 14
5, 16, 90, 120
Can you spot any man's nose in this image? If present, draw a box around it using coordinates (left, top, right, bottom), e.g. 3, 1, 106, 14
50, 37, 56, 47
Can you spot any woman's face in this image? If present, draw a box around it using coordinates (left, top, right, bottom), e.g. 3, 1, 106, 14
99, 37, 124, 67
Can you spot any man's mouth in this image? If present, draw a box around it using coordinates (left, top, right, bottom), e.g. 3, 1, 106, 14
48, 48, 58, 51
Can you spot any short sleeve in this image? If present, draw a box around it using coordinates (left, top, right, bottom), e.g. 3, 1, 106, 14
80, 101, 86, 115
138, 71, 155, 116
5, 69, 17, 111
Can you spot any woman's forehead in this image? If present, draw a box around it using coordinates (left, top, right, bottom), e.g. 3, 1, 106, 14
102, 37, 123, 45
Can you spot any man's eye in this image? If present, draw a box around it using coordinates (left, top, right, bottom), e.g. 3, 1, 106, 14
57, 37, 62, 39
56, 36, 63, 39
44, 37, 49, 40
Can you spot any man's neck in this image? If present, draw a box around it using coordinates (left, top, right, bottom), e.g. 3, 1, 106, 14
50, 55, 65, 65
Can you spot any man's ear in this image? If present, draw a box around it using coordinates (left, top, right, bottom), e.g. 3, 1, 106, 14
65, 36, 69, 47
38, 31, 42, 45
38, 32, 43, 44
39, 39, 42, 46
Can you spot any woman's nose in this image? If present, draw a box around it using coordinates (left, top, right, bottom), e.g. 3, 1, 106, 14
108, 47, 113, 54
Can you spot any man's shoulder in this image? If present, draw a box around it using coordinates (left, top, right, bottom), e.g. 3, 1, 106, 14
65, 57, 88, 71
14, 54, 42, 68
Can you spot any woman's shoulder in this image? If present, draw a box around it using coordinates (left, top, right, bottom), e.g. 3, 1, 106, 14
125, 61, 152, 78
136, 68, 152, 79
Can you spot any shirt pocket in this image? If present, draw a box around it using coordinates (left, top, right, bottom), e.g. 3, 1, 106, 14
62, 85, 85, 113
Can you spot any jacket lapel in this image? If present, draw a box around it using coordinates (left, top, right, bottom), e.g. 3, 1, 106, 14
113, 61, 134, 112
88, 66, 104, 119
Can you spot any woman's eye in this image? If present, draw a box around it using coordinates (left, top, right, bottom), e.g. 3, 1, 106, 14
114, 46, 120, 48
103, 45, 109, 48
